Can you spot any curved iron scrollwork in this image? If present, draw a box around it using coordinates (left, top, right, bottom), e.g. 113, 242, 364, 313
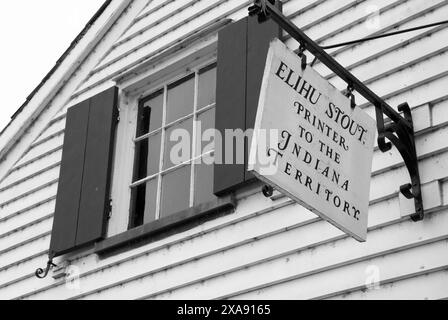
35, 259, 57, 279
376, 102, 424, 221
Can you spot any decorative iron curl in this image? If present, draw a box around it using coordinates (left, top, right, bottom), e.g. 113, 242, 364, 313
35, 259, 57, 279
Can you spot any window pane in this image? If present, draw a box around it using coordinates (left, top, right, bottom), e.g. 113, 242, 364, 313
129, 184, 145, 228
160, 165, 191, 218
136, 105, 150, 137
198, 66, 216, 110
143, 178, 159, 224
130, 177, 159, 228
167, 75, 195, 123
133, 138, 148, 182
143, 91, 164, 132
196, 108, 215, 157
136, 91, 163, 138
194, 158, 217, 205
134, 133, 161, 180
147, 133, 162, 176
164, 117, 193, 170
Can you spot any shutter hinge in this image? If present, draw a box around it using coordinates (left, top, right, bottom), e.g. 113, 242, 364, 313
108, 199, 113, 219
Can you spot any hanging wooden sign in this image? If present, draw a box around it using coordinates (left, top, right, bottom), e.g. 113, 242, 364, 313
249, 39, 376, 241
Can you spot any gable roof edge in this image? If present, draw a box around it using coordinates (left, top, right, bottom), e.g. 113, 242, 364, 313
0, 0, 133, 164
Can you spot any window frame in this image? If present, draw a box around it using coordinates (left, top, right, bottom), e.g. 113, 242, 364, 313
129, 66, 218, 227
100, 57, 235, 256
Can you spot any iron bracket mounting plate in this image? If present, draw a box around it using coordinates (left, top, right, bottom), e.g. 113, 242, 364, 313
249, 0, 423, 221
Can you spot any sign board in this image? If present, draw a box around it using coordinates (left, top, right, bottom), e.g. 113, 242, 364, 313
249, 39, 376, 242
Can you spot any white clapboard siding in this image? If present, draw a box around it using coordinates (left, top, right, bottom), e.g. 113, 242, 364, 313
0, 252, 48, 289
122, 0, 202, 43
347, 51, 448, 107
134, 0, 171, 19
373, 122, 448, 175
371, 101, 448, 174
433, 98, 448, 126
8, 176, 447, 300
0, 167, 59, 207
32, 119, 66, 147
76, 0, 251, 94
1, 0, 448, 300
0, 153, 61, 190
0, 218, 53, 256
0, 183, 58, 219
101, 0, 224, 67
87, 209, 448, 299
0, 200, 55, 235
6, 198, 312, 300
13, 135, 64, 169
330, 30, 448, 92
362, 75, 448, 123
320, 0, 446, 53
308, 0, 448, 81
320, 0, 444, 48
289, 0, 390, 41
332, 52, 448, 112
0, 233, 50, 272
328, 269, 448, 300
295, 0, 397, 42
79, 0, 446, 99
225, 240, 448, 300
156, 215, 448, 300
371, 153, 448, 203
0, 110, 65, 194
328, 24, 448, 86
0, 195, 393, 296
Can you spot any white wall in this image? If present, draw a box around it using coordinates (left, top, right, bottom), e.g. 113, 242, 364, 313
0, 0, 447, 300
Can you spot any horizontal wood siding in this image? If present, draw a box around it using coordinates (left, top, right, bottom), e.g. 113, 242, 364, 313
1, 0, 448, 300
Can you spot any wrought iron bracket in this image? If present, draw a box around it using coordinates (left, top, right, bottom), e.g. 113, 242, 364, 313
35, 259, 57, 279
376, 102, 423, 221
249, 0, 424, 221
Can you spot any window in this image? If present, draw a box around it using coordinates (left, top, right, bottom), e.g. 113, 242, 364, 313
129, 64, 218, 229
48, 15, 280, 258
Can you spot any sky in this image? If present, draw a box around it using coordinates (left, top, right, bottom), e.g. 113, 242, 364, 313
0, 0, 105, 132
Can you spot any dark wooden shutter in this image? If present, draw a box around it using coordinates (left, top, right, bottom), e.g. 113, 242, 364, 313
214, 4, 282, 195
50, 87, 118, 258
50, 100, 90, 256
245, 9, 283, 182
214, 18, 248, 196
76, 88, 118, 246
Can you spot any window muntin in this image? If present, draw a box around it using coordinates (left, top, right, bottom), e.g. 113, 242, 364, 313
130, 64, 217, 228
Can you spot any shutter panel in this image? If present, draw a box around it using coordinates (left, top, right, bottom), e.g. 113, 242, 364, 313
245, 3, 283, 182
214, 3, 282, 195
49, 87, 118, 258
50, 100, 90, 257
214, 18, 248, 195
76, 87, 118, 247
